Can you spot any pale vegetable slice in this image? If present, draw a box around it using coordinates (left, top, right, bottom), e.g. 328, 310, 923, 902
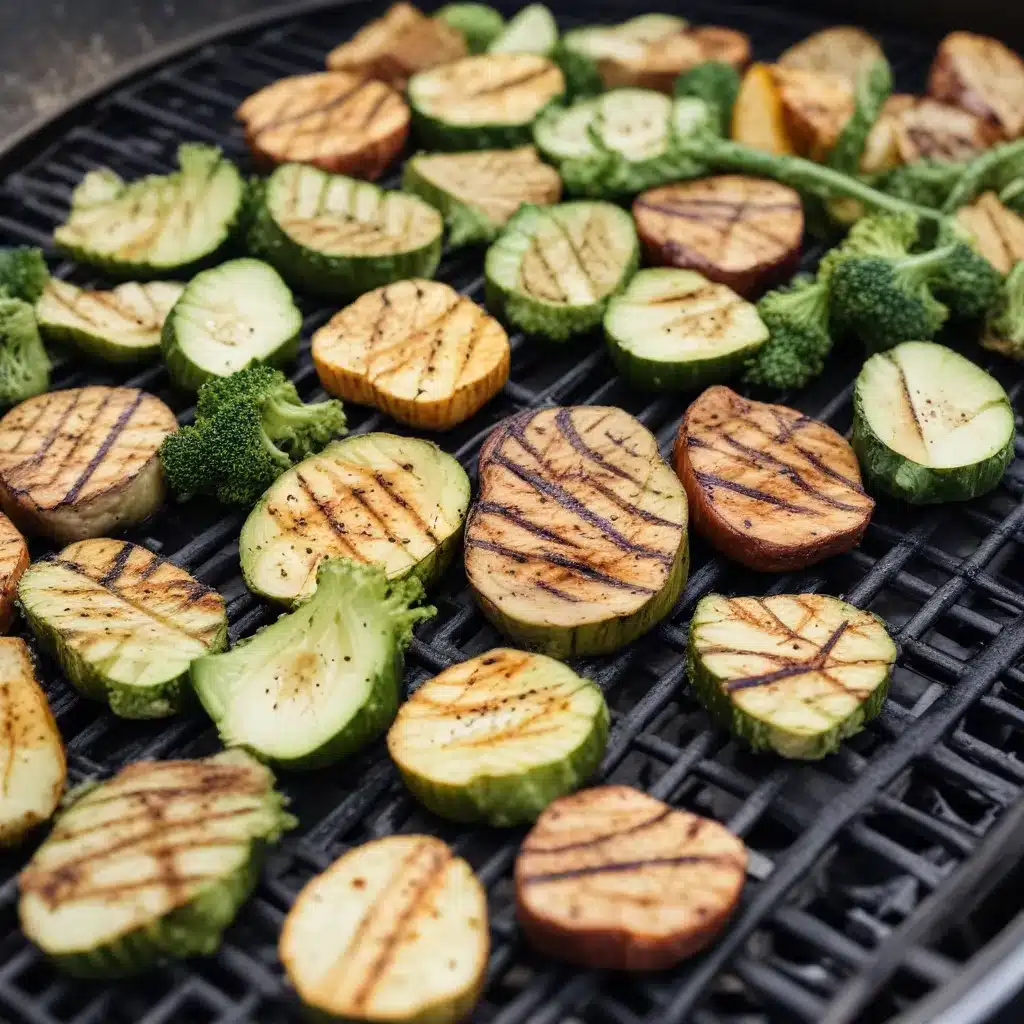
19, 750, 294, 977
388, 648, 609, 825
0, 512, 28, 633
891, 98, 996, 163
488, 3, 557, 56
777, 26, 886, 86
281, 835, 488, 1024
239, 434, 469, 605
955, 191, 1024, 274
731, 63, 797, 155
689, 593, 896, 759
852, 341, 1015, 504
312, 279, 510, 429
18, 539, 228, 719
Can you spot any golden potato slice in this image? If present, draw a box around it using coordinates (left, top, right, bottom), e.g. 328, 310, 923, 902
688, 26, 751, 70
732, 63, 797, 154
955, 192, 1024, 275
0, 513, 27, 634
859, 94, 916, 173
892, 97, 997, 163
778, 26, 885, 86
771, 65, 854, 160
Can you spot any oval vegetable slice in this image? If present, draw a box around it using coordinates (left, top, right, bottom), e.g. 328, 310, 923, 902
312, 279, 510, 429
237, 72, 409, 178
247, 163, 443, 299
435, 3, 505, 54
633, 176, 804, 298
19, 749, 294, 977
0, 512, 28, 633
891, 97, 995, 164
281, 835, 488, 1024
515, 786, 747, 969
771, 66, 854, 161
954, 191, 1024, 275
239, 434, 469, 606
689, 593, 896, 758
465, 406, 688, 657
487, 4, 558, 57
777, 26, 886, 86
852, 341, 1014, 504
731, 63, 797, 155
388, 648, 609, 825
0, 386, 177, 543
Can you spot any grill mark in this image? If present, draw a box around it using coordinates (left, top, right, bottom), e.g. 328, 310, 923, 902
3, 390, 86, 479
138, 553, 163, 579
889, 352, 928, 453
521, 854, 737, 885
467, 65, 554, 98
257, 80, 369, 135
535, 579, 583, 602
723, 620, 851, 692
555, 409, 645, 488
292, 472, 368, 563
99, 542, 135, 586
54, 775, 264, 817
693, 470, 815, 515
524, 807, 673, 854
474, 500, 582, 548
370, 471, 440, 542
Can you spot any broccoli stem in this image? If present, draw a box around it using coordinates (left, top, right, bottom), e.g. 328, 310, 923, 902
262, 392, 334, 435
892, 244, 955, 287
999, 178, 1024, 213
941, 138, 1024, 214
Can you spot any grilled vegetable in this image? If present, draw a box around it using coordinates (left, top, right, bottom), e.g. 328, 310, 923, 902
408, 53, 565, 150
892, 98, 996, 164
53, 144, 244, 277
0, 638, 64, 845
772, 66, 854, 161
312, 279, 509, 430
403, 146, 562, 246
689, 593, 896, 758
465, 406, 688, 657
36, 279, 183, 363
604, 269, 768, 391
239, 434, 469, 605
19, 539, 227, 719
0, 513, 27, 633
778, 26, 885, 86
488, 4, 557, 57
0, 298, 50, 408
955, 191, 1024, 273
388, 649, 608, 825
826, 57, 893, 179
983, 261, 1024, 359
19, 750, 294, 977
675, 386, 873, 571
633, 176, 803, 298
0, 386, 176, 543
247, 164, 443, 299
237, 72, 409, 179
0, 247, 49, 303
516, 786, 747, 969
280, 835, 488, 1024
859, 94, 915, 175
731, 63, 797, 155
193, 560, 433, 769
435, 3, 505, 53
674, 61, 741, 137
484, 201, 638, 342
852, 341, 1014, 504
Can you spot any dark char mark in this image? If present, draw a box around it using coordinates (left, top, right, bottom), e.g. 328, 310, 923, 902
693, 469, 815, 515
723, 621, 850, 693
526, 807, 673, 855
522, 853, 736, 885
99, 542, 134, 586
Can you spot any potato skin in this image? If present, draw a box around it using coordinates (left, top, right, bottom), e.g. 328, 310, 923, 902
0, 514, 27, 634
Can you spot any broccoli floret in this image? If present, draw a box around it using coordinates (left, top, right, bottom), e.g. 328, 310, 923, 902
818, 211, 921, 283
0, 248, 49, 303
827, 57, 893, 176
673, 61, 740, 137
0, 298, 51, 407
929, 227, 1003, 321
875, 160, 964, 210
983, 261, 1024, 359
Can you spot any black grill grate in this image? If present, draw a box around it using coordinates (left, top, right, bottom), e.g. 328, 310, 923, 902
3, 1, 1024, 1022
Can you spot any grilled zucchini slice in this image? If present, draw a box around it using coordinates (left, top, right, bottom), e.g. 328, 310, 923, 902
36, 279, 183, 364
488, 4, 558, 57
388, 649, 608, 825
778, 27, 885, 87
435, 3, 505, 53
19, 539, 227, 719
0, 386, 177, 543
161, 258, 301, 392
466, 406, 688, 657
312, 279, 510, 429
689, 593, 896, 759
239, 434, 469, 606
0, 512, 28, 633
852, 341, 1014, 504
281, 835, 488, 1024
402, 146, 562, 247
408, 53, 566, 150
19, 750, 294, 977
247, 163, 443, 299
955, 191, 1024, 274
484, 201, 639, 341
53, 144, 244, 277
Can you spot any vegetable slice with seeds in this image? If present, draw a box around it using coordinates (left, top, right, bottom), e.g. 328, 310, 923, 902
435, 3, 505, 54
19, 539, 227, 719
388, 648, 609, 825
487, 4, 558, 57
280, 835, 488, 1024
19, 749, 294, 977
515, 786, 747, 969
0, 512, 28, 633
688, 593, 896, 758
954, 191, 1024, 274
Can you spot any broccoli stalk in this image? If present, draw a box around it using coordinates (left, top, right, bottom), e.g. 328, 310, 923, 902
875, 160, 965, 210
827, 57, 893, 175
673, 61, 740, 137
0, 299, 51, 408
983, 262, 1024, 360
0, 248, 49, 303
999, 178, 1024, 216
940, 138, 1024, 214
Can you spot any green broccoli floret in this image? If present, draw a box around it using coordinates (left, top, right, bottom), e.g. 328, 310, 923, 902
673, 61, 740, 137
0, 298, 51, 407
982, 261, 1024, 359
875, 160, 964, 210
929, 226, 1003, 321
160, 365, 347, 506
827, 57, 892, 176
0, 248, 49, 303
818, 211, 921, 283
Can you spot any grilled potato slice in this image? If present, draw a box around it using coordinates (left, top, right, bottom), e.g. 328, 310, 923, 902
731, 63, 797, 154
326, 2, 467, 89
859, 94, 916, 174
0, 512, 28, 633
955, 191, 1024, 274
688, 26, 751, 71
0, 638, 65, 845
675, 386, 874, 572
771, 66, 854, 160
465, 406, 688, 657
892, 97, 996, 163
237, 72, 409, 178
313, 279, 510, 430
0, 386, 177, 543
633, 176, 803, 298
777, 26, 885, 86
516, 786, 747, 969
281, 835, 488, 1024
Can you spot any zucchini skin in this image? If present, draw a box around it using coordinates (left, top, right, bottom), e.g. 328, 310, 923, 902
410, 96, 564, 152
604, 331, 757, 392
401, 158, 500, 247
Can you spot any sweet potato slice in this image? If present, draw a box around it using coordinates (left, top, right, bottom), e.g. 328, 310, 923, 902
892, 97, 997, 163
955, 192, 1024, 275
0, 513, 27, 634
731, 63, 796, 155
771, 66, 854, 160
687, 26, 751, 71
777, 26, 885, 87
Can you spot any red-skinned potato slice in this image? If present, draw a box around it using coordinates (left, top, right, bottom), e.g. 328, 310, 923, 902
777, 26, 885, 86
0, 513, 27, 634
955, 192, 1024, 275
675, 386, 874, 572
892, 97, 998, 163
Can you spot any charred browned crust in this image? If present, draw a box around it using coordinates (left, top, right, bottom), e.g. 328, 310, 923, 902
0, 514, 27, 634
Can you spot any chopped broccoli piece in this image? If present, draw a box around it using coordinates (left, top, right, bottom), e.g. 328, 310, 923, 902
983, 262, 1024, 359
941, 137, 1024, 214
929, 225, 1003, 321
0, 248, 49, 303
875, 160, 964, 210
827, 57, 893, 176
818, 211, 921, 284
0, 298, 51, 407
673, 61, 740, 137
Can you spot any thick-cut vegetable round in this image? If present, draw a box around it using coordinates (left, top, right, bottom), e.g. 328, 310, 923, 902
36, 279, 184, 363
955, 192, 1024, 274
247, 163, 443, 299
852, 341, 1015, 504
0, 512, 28, 633
778, 26, 886, 86
312, 279, 510, 429
689, 593, 896, 759
0, 386, 177, 543
731, 62, 797, 154
465, 406, 688, 657
53, 144, 244, 277
676, 386, 874, 571
604, 269, 768, 391
160, 259, 301, 392
281, 835, 488, 1024
488, 4, 558, 57
388, 648, 609, 825
435, 3, 505, 53
891, 98, 996, 164
19, 750, 293, 978
237, 72, 409, 178
408, 53, 565, 150
240, 434, 469, 605
633, 176, 804, 298
485, 201, 639, 341
771, 66, 854, 161
516, 786, 748, 969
